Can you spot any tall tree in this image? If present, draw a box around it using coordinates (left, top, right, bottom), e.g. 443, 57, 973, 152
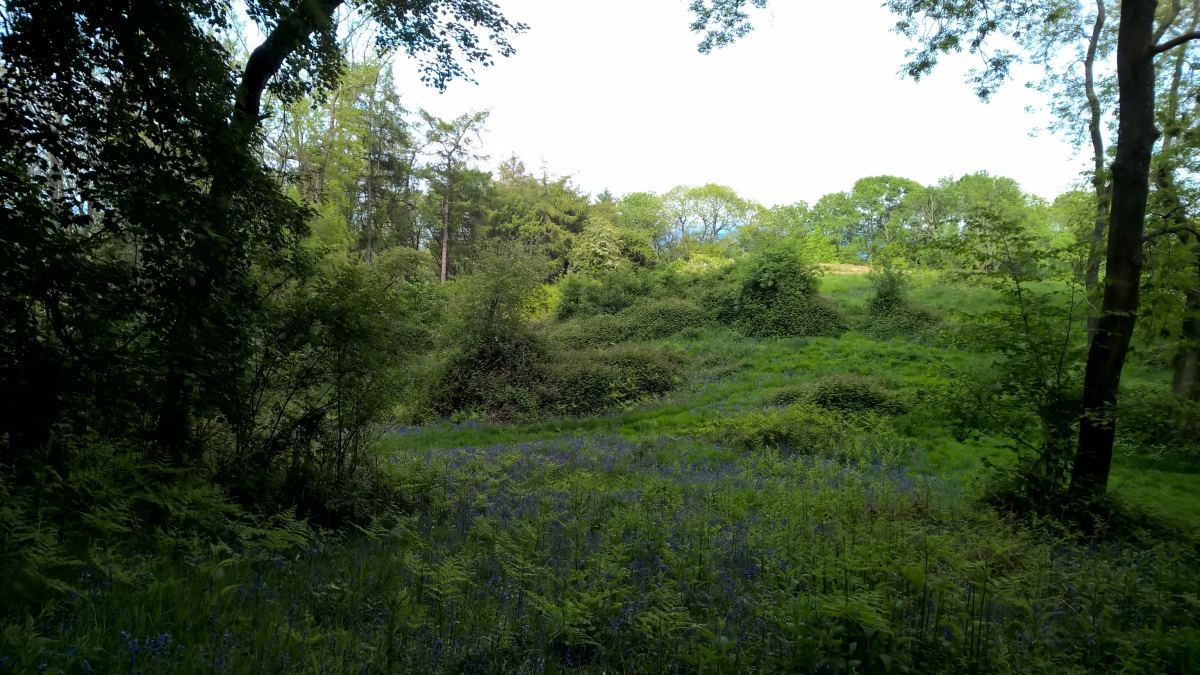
1021, 0, 1116, 330
0, 0, 308, 464
421, 110, 489, 282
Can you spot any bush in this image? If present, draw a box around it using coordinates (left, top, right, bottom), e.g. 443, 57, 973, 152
429, 247, 691, 421
768, 375, 905, 414
745, 293, 849, 338
1116, 383, 1200, 459
430, 329, 555, 422
546, 313, 630, 348
768, 385, 807, 405
862, 270, 938, 339
551, 345, 688, 416
548, 298, 711, 348
218, 248, 438, 523
555, 266, 654, 320
716, 403, 907, 463
708, 243, 849, 338
623, 298, 712, 340
429, 339, 687, 421
805, 374, 906, 415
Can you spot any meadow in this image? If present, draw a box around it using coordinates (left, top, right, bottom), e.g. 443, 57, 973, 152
6, 272, 1198, 674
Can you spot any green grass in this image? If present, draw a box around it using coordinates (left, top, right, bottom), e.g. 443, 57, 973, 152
6, 274, 1200, 674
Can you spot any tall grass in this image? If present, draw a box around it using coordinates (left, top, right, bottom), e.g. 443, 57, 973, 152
7, 433, 1197, 673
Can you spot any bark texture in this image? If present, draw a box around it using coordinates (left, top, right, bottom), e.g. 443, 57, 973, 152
233, 0, 343, 136
1070, 0, 1160, 498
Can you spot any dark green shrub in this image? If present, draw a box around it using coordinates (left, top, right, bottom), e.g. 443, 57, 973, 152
548, 298, 710, 348
863, 270, 938, 339
716, 403, 906, 462
1116, 383, 1200, 459
622, 298, 711, 340
551, 345, 687, 415
805, 374, 906, 415
747, 293, 849, 338
708, 243, 848, 338
768, 385, 806, 405
426, 243, 557, 422
555, 266, 654, 319
430, 329, 555, 422
225, 249, 438, 522
547, 313, 630, 348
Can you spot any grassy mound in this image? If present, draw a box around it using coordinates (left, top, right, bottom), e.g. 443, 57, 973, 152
551, 345, 688, 416
428, 329, 688, 421
716, 402, 908, 462
548, 298, 711, 348
769, 374, 906, 416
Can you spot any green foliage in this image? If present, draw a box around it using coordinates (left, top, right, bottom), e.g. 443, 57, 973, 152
6, 270, 1200, 673
428, 242, 555, 421
550, 298, 712, 348
429, 244, 690, 421
8, 439, 1198, 673
804, 374, 908, 415
223, 248, 438, 521
943, 213, 1090, 513
0, 440, 281, 618
431, 329, 554, 421
1115, 383, 1200, 460
769, 375, 906, 416
551, 346, 688, 416
554, 267, 655, 320
710, 243, 849, 338
863, 269, 940, 339
715, 403, 908, 462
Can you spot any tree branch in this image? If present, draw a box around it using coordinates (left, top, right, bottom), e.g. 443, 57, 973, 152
234, 0, 344, 134
1153, 0, 1183, 45
1142, 225, 1200, 242
1154, 29, 1200, 53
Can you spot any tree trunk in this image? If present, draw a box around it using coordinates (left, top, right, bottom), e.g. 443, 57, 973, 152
1160, 8, 1200, 397
1173, 275, 1200, 400
440, 182, 451, 283
232, 0, 343, 138
1084, 0, 1110, 345
1069, 0, 1160, 499
147, 0, 340, 459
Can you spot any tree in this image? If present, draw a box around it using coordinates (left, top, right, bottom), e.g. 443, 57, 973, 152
687, 183, 753, 244
233, 0, 524, 143
689, 0, 1200, 498
0, 0, 524, 467
488, 157, 591, 272
1020, 0, 1117, 328
661, 184, 752, 257
0, 0, 315, 465
421, 110, 489, 282
847, 175, 925, 263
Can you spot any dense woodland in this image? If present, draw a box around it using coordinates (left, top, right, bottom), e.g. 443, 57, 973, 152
3, 0, 1200, 672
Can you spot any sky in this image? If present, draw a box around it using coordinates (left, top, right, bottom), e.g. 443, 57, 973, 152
387, 0, 1089, 207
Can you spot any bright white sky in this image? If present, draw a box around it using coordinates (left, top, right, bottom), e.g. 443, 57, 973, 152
388, 0, 1088, 207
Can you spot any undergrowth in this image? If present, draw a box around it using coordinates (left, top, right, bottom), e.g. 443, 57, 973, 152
5, 435, 1198, 673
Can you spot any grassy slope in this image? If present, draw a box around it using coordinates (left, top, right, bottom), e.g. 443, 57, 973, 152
818, 272, 1200, 531
390, 272, 1198, 531
9, 273, 1199, 674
